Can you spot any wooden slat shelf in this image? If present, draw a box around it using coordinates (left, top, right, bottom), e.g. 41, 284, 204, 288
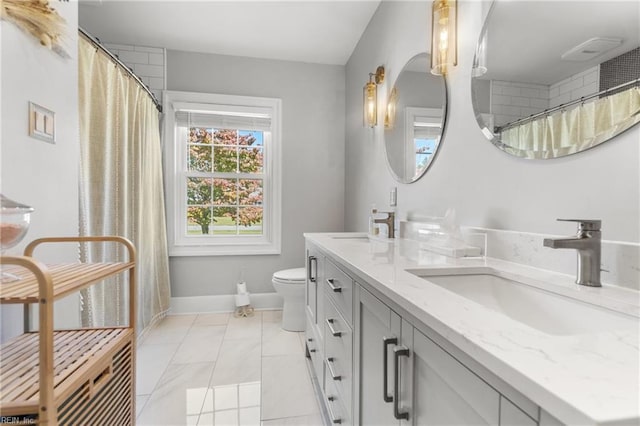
0, 262, 135, 303
0, 236, 137, 424
0, 328, 132, 417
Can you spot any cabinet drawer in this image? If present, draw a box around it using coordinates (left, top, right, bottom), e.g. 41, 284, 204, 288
306, 314, 324, 390
324, 294, 353, 362
324, 258, 353, 326
325, 378, 352, 426
324, 296, 353, 414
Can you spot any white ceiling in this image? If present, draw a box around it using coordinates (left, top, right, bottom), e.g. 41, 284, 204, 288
78, 0, 381, 65
481, 1, 640, 85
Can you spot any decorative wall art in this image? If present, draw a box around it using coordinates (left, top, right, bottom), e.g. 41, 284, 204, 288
1, 0, 69, 58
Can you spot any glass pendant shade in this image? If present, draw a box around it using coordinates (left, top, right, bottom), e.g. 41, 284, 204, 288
364, 78, 377, 127
431, 0, 458, 75
472, 30, 488, 77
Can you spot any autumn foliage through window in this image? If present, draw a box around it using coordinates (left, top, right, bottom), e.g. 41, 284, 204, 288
186, 128, 264, 236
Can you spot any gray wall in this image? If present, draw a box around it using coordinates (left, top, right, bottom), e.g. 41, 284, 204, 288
1, 2, 80, 341
167, 51, 346, 297
345, 1, 640, 243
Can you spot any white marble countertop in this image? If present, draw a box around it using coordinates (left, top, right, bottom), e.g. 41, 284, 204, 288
305, 232, 640, 426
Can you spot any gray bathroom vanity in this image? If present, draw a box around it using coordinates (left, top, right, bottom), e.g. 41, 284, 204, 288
304, 233, 639, 426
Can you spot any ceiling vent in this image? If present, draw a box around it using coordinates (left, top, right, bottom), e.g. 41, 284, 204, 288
561, 37, 623, 61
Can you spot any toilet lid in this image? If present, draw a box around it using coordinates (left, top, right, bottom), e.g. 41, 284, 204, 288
273, 267, 306, 283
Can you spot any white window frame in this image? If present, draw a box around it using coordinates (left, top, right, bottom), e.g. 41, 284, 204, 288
164, 90, 282, 256
404, 106, 442, 178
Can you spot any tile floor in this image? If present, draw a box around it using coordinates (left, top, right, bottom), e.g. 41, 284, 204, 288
136, 310, 325, 426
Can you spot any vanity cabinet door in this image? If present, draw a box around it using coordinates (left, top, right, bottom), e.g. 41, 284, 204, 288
358, 286, 402, 426
306, 244, 324, 330
500, 396, 537, 426
539, 409, 564, 426
412, 328, 500, 425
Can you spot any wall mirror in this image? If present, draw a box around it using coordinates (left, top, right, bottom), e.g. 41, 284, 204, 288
384, 53, 447, 183
471, 1, 640, 159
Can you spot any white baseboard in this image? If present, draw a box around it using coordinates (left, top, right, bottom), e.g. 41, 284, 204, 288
170, 292, 283, 314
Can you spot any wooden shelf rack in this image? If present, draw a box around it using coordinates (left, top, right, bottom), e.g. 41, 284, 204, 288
0, 236, 137, 425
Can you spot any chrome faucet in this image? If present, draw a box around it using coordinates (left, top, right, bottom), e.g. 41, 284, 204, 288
543, 219, 602, 287
373, 209, 395, 239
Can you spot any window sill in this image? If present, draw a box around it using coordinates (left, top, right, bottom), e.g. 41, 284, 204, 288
168, 243, 281, 257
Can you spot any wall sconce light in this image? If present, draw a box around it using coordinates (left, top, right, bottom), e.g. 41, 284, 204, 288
364, 66, 385, 127
430, 0, 457, 76
384, 86, 398, 130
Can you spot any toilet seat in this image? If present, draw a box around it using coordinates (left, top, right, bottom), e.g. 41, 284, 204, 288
272, 267, 306, 284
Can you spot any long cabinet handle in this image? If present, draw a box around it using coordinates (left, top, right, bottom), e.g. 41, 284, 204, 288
308, 256, 317, 282
326, 278, 342, 293
383, 337, 398, 403
326, 395, 342, 424
393, 346, 410, 421
326, 357, 342, 381
326, 318, 343, 337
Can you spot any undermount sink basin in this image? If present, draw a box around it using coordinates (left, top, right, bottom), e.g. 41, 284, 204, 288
408, 267, 638, 336
330, 235, 370, 240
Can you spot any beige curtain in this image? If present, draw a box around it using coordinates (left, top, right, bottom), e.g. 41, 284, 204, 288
78, 36, 171, 334
503, 86, 640, 158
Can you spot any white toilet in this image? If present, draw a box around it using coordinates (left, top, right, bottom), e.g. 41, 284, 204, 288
272, 267, 306, 331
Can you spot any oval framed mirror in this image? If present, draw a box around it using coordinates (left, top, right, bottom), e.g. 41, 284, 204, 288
471, 1, 640, 159
384, 53, 447, 183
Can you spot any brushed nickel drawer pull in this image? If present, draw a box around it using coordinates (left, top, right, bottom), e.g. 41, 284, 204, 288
326, 318, 343, 337
326, 395, 342, 424
326, 278, 342, 293
326, 357, 342, 381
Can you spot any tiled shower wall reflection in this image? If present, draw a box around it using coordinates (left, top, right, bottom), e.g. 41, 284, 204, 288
103, 42, 166, 104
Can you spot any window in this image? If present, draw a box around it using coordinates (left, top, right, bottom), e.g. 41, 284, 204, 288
164, 91, 281, 256
405, 107, 442, 179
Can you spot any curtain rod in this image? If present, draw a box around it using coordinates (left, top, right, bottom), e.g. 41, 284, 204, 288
495, 77, 640, 133
78, 27, 163, 113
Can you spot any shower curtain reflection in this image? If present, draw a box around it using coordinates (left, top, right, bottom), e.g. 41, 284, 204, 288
500, 86, 640, 158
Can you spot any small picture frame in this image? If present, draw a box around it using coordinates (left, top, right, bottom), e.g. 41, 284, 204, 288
29, 102, 56, 144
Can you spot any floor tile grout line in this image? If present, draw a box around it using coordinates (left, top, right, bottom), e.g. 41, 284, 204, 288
260, 310, 265, 424
196, 324, 221, 426
135, 394, 150, 421
140, 311, 324, 425
198, 311, 260, 423
139, 314, 214, 425
144, 314, 197, 399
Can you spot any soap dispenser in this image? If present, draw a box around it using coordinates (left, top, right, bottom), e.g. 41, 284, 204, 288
368, 204, 379, 237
